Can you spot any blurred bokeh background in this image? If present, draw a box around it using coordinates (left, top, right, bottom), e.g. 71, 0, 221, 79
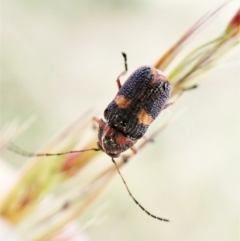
1, 0, 239, 241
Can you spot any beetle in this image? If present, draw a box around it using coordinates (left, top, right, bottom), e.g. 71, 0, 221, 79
95, 53, 172, 158
8, 53, 172, 222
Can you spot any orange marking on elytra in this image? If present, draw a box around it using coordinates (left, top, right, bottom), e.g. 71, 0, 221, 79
114, 95, 132, 108
137, 109, 153, 125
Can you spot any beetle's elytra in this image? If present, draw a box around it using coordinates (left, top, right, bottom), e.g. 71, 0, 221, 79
97, 65, 172, 157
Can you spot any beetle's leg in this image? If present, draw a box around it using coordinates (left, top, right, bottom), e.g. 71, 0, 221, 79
92, 117, 101, 125
163, 102, 172, 109
122, 136, 154, 163
116, 52, 128, 90
163, 85, 198, 109
116, 76, 123, 90
122, 147, 136, 163
92, 117, 102, 129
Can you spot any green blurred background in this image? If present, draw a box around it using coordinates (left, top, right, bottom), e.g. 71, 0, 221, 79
1, 0, 239, 241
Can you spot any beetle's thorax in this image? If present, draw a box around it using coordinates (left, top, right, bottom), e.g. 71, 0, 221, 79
97, 119, 137, 157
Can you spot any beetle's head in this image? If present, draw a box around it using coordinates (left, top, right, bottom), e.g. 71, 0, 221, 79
97, 119, 136, 158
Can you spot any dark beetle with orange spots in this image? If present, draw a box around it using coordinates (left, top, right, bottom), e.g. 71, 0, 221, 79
9, 53, 172, 222
95, 53, 172, 158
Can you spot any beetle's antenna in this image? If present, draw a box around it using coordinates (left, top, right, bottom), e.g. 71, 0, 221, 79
111, 158, 169, 222
121, 52, 128, 72
8, 141, 100, 157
